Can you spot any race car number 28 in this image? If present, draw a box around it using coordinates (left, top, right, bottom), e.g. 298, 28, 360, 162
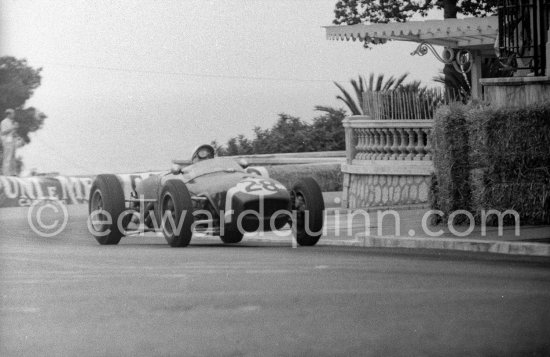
235, 178, 285, 196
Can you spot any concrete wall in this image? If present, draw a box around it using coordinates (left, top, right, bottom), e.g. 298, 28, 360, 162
341, 161, 433, 209
481, 76, 550, 107
343, 173, 430, 208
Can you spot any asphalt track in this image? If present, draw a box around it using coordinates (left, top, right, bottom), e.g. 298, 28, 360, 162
1, 205, 550, 356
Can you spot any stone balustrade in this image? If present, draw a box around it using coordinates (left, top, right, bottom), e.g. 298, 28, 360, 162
343, 117, 433, 163
341, 116, 434, 209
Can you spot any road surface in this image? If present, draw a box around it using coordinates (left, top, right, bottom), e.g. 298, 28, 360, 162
1, 205, 549, 356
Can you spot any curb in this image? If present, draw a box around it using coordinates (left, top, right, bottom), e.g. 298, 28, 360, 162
241, 234, 550, 257
324, 203, 429, 216
356, 234, 550, 257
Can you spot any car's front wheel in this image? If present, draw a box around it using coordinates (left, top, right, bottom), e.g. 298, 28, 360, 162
291, 177, 325, 246
88, 174, 126, 245
220, 229, 244, 244
159, 180, 194, 247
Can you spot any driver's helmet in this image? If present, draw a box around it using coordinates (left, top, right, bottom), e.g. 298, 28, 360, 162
191, 144, 216, 163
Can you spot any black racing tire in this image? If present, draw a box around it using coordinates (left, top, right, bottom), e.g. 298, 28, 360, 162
88, 174, 126, 245
159, 180, 194, 247
220, 229, 244, 244
292, 177, 325, 246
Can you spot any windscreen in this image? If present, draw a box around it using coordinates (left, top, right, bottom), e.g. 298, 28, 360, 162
182, 158, 244, 181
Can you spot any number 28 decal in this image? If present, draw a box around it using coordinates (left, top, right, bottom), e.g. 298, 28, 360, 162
234, 178, 285, 196
224, 178, 286, 222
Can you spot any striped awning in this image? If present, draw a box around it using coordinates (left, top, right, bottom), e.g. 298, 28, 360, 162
324, 16, 498, 49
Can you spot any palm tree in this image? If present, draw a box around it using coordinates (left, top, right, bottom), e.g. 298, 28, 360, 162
433, 68, 470, 101
313, 105, 346, 116
333, 73, 409, 115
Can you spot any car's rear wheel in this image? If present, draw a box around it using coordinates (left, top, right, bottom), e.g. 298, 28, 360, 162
220, 229, 244, 244
159, 180, 194, 247
88, 174, 126, 245
291, 177, 324, 246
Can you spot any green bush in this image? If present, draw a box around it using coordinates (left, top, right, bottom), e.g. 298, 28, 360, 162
430, 102, 472, 224
217, 109, 346, 156
430, 101, 550, 226
265, 163, 342, 192
467, 103, 550, 225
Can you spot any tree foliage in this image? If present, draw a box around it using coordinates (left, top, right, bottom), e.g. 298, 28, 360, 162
0, 57, 42, 111
432, 68, 470, 98
0, 56, 46, 174
310, 107, 347, 151
0, 56, 46, 144
217, 109, 346, 156
333, 0, 497, 26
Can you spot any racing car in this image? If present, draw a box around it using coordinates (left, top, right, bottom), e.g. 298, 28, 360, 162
88, 144, 325, 247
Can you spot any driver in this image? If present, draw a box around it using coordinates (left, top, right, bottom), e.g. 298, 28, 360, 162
191, 144, 216, 163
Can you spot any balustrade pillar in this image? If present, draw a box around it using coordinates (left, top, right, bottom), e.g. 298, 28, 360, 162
366, 128, 374, 159
382, 128, 392, 160
363, 129, 371, 159
371, 128, 380, 160
363, 128, 370, 159
414, 128, 426, 160
406, 128, 416, 160
361, 129, 369, 159
398, 128, 408, 160
344, 119, 354, 164
390, 128, 400, 160
353, 129, 363, 159
424, 128, 432, 161
377, 129, 386, 160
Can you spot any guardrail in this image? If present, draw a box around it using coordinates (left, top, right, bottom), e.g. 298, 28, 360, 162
1, 151, 345, 208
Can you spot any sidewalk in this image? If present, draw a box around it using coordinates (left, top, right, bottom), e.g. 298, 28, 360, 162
324, 205, 550, 257
254, 193, 550, 257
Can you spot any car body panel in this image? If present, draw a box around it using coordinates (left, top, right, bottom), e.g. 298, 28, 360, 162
132, 157, 292, 232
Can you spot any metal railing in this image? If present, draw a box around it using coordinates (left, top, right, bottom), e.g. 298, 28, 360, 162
498, 0, 550, 76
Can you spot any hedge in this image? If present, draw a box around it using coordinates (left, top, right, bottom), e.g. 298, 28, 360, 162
431, 102, 472, 224
467, 103, 550, 225
430, 101, 550, 226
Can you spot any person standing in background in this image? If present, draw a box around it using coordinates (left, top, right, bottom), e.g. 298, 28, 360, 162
1, 109, 19, 176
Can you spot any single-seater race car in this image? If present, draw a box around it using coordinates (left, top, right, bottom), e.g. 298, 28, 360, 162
88, 144, 325, 247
